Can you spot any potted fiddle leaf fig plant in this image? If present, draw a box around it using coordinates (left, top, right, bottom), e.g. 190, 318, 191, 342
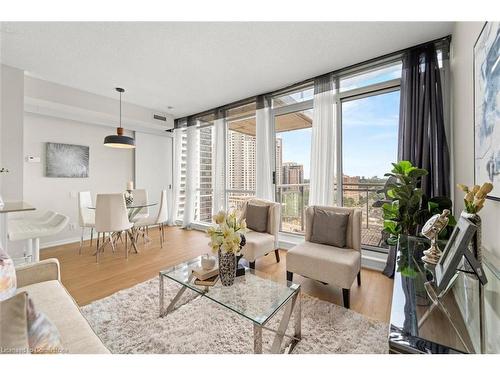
382, 161, 428, 245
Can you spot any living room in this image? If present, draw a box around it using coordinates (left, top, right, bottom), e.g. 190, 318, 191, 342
0, 0, 499, 373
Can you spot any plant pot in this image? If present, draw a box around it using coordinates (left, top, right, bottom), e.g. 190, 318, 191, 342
218, 249, 236, 286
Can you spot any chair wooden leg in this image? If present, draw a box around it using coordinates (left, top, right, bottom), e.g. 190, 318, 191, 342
249, 261, 256, 269
286, 271, 293, 282
90, 228, 94, 247
357, 271, 361, 286
96, 232, 100, 263
109, 233, 116, 253
274, 249, 280, 263
79, 227, 84, 255
125, 231, 128, 255
342, 288, 350, 309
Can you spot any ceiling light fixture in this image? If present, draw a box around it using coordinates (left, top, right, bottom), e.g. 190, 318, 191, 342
104, 88, 135, 149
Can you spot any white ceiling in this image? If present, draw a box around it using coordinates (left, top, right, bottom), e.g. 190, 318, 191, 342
0, 22, 454, 118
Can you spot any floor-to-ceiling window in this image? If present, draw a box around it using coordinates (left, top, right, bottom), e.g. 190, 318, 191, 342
225, 102, 257, 211
339, 61, 401, 249
272, 86, 314, 234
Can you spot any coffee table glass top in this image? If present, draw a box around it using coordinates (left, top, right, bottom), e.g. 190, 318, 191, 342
160, 256, 300, 325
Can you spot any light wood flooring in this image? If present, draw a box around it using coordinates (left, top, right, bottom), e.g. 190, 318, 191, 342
41, 226, 394, 323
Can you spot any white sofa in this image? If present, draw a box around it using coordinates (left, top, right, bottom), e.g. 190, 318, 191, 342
9, 259, 109, 353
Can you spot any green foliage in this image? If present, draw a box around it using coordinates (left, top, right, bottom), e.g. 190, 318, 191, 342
382, 160, 456, 245
382, 161, 428, 241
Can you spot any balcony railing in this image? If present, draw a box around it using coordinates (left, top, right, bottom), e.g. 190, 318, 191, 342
276, 182, 387, 249
194, 182, 388, 249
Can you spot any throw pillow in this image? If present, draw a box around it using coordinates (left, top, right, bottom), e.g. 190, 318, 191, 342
310, 208, 349, 248
26, 297, 64, 354
245, 204, 269, 233
0, 292, 29, 354
0, 246, 16, 302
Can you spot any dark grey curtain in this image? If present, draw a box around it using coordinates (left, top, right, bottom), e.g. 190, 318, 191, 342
398, 43, 450, 198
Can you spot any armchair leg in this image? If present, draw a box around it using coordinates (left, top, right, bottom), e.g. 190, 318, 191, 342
286, 271, 293, 282
274, 249, 280, 263
357, 271, 361, 286
342, 288, 350, 309
249, 261, 256, 270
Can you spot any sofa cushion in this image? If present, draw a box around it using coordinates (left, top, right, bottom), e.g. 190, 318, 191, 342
246, 204, 269, 233
27, 297, 63, 354
310, 208, 349, 248
242, 231, 275, 262
0, 246, 17, 301
17, 280, 109, 354
286, 241, 360, 289
0, 292, 29, 353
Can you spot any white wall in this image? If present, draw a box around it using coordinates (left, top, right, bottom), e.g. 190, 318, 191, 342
0, 65, 24, 200
135, 132, 173, 220
22, 113, 134, 251
451, 21, 499, 353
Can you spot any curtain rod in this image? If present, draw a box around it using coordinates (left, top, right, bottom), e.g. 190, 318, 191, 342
173, 34, 451, 126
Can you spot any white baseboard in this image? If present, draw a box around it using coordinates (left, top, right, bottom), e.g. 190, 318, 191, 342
40, 236, 83, 250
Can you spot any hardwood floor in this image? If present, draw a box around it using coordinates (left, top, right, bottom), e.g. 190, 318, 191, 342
41, 226, 394, 323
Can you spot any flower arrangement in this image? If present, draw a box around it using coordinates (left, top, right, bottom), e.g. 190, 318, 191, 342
207, 210, 247, 254
457, 182, 493, 214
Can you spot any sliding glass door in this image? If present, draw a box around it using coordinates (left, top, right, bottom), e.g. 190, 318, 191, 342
274, 109, 313, 234
341, 89, 400, 248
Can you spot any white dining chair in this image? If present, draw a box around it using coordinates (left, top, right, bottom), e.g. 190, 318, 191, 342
78, 191, 95, 254
134, 190, 168, 247
95, 193, 133, 263
131, 189, 149, 223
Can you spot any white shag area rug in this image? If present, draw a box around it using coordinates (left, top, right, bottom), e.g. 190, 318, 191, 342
81, 277, 389, 354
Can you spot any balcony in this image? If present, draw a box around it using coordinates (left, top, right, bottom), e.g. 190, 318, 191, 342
276, 182, 387, 249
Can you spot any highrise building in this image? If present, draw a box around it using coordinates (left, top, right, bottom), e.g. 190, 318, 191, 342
198, 126, 213, 222
275, 137, 283, 186
282, 162, 304, 186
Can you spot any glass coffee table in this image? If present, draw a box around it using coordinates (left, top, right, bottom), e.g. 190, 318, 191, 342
159, 256, 301, 354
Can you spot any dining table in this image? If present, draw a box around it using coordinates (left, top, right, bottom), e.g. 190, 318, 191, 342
88, 202, 157, 254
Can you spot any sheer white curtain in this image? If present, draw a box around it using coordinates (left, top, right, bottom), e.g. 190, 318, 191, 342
212, 114, 225, 215
309, 75, 337, 206
168, 127, 183, 225
182, 122, 200, 228
255, 95, 274, 201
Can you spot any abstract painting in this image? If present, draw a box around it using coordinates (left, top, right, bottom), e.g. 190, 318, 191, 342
46, 142, 89, 178
474, 22, 500, 200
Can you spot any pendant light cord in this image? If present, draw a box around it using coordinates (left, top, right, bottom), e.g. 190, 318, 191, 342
119, 90, 122, 127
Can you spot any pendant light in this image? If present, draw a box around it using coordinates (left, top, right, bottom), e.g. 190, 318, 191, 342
104, 87, 135, 149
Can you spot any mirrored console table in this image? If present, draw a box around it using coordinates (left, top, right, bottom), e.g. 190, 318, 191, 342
389, 235, 477, 354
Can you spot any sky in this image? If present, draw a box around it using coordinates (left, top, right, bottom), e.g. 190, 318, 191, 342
278, 66, 401, 179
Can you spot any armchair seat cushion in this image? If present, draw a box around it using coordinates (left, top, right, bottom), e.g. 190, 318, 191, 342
286, 241, 361, 289
242, 230, 275, 262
